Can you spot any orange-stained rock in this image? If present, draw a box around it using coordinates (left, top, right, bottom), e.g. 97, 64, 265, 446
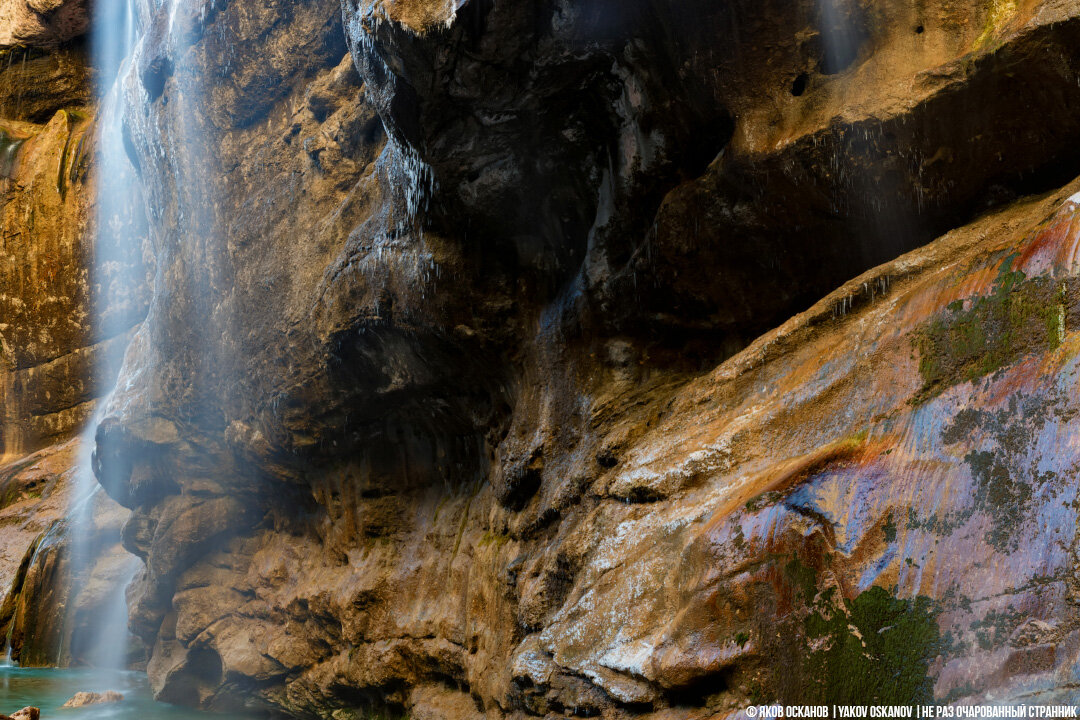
0, 42, 149, 456
3, 707, 39, 720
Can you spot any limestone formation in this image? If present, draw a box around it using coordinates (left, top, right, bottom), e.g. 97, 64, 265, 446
76, 0, 1080, 716
0, 0, 86, 48
0, 26, 147, 458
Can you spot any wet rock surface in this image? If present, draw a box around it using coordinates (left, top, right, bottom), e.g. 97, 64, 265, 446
345, 0, 1080, 344
0, 35, 148, 459
12, 0, 1080, 716
0, 441, 132, 668
60, 690, 123, 707
1, 707, 39, 720
0, 45, 90, 124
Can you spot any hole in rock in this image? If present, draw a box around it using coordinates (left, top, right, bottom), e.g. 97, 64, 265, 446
916, 24, 925, 34
331, 682, 408, 718
141, 55, 174, 102
362, 117, 384, 146
791, 73, 809, 96
674, 112, 735, 179
186, 646, 224, 687
665, 669, 734, 707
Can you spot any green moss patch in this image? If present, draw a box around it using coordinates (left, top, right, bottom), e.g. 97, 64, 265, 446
772, 556, 941, 705
804, 585, 940, 704
882, 513, 897, 543
914, 258, 1067, 403
970, 606, 1025, 651
974, 0, 1018, 50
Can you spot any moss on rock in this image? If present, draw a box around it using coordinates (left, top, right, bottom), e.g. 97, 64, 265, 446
803, 586, 940, 704
914, 258, 1064, 403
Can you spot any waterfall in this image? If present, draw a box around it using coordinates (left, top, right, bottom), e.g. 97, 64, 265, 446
45, 0, 146, 672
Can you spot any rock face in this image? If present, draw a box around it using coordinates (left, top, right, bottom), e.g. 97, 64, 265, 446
0, 45, 90, 124
79, 0, 1080, 717
0, 0, 87, 48
1, 708, 39, 720
0, 31, 147, 459
344, 0, 1080, 344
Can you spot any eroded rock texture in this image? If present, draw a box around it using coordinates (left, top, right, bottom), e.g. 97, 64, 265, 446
85, 0, 1080, 717
0, 33, 147, 457
0, 0, 87, 49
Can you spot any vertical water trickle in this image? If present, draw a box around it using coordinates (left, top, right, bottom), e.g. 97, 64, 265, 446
52, 0, 145, 671
0, 620, 16, 667
63, 431, 140, 669
816, 0, 865, 75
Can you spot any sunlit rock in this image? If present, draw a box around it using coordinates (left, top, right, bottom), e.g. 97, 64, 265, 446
61, 690, 123, 707
0, 0, 87, 48
2, 707, 39, 720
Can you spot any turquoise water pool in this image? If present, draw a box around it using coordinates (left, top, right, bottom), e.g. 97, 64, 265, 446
0, 667, 254, 719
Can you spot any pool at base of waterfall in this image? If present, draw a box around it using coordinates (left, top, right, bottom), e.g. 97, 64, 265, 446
0, 668, 256, 719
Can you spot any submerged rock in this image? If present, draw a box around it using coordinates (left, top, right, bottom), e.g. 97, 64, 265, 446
60, 690, 123, 707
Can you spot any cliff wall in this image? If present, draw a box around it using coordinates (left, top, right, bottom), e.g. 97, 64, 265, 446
92, 0, 1080, 716
6, 0, 1080, 716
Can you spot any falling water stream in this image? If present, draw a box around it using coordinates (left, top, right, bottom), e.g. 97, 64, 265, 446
55, 0, 141, 675
0, 0, 256, 715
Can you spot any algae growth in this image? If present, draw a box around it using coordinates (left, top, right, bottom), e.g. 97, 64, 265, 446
914, 257, 1066, 403
804, 585, 940, 704
777, 556, 941, 705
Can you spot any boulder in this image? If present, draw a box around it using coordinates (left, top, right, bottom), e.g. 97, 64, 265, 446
4, 707, 39, 720
61, 691, 123, 708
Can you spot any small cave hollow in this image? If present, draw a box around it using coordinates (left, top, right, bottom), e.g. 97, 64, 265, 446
791, 73, 809, 96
